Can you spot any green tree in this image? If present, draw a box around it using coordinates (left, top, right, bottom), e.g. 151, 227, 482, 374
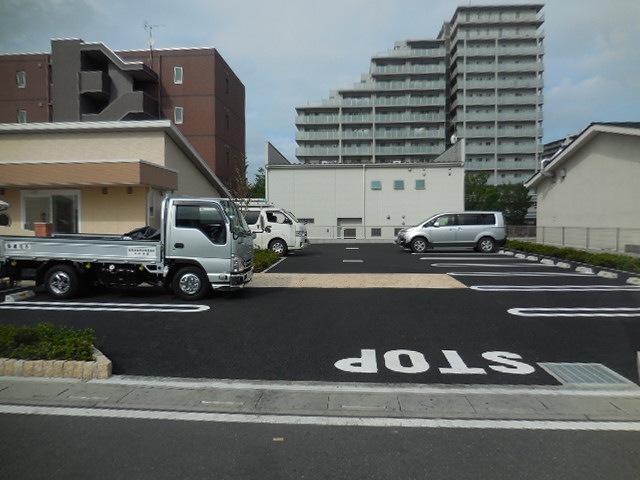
497, 182, 533, 225
465, 173, 533, 224
247, 167, 266, 198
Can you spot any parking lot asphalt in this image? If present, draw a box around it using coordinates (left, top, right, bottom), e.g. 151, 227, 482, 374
2, 243, 639, 387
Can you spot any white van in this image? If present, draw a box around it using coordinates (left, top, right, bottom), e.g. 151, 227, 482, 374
242, 204, 309, 255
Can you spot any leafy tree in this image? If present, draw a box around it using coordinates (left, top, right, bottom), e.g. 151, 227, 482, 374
465, 173, 533, 224
247, 167, 266, 198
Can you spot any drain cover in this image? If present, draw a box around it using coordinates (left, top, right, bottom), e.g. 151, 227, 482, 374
538, 363, 635, 386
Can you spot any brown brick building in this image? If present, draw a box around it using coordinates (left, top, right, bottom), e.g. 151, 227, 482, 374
0, 39, 245, 188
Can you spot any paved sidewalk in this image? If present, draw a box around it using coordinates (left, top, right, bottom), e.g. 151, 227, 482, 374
2, 375, 640, 423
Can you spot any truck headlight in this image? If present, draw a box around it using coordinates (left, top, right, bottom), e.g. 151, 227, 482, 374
232, 255, 246, 273
295, 230, 306, 237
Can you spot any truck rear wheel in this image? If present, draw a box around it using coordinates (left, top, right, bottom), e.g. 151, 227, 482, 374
44, 264, 81, 299
172, 266, 210, 301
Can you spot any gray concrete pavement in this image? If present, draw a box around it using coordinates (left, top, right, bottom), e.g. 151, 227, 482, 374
3, 375, 640, 424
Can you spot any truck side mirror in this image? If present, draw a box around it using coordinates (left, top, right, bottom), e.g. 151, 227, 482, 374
265, 226, 272, 233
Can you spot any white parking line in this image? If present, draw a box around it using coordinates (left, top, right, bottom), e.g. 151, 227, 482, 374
449, 271, 595, 277
471, 285, 640, 292
342, 260, 364, 263
509, 307, 640, 317
431, 263, 555, 268
0, 301, 210, 313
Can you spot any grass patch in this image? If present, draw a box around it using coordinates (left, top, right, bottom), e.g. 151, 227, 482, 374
506, 240, 640, 274
0, 322, 97, 361
253, 248, 281, 272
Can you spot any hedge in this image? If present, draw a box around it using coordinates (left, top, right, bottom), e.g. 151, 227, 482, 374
506, 240, 640, 274
0, 323, 97, 361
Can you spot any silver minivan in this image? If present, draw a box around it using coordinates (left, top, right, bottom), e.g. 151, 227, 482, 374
396, 211, 507, 253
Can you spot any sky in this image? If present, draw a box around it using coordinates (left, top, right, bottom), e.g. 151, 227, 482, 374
1, 0, 639, 181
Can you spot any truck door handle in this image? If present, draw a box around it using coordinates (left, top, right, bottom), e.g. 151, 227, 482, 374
174, 243, 184, 249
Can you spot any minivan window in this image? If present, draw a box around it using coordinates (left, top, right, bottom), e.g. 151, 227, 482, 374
459, 213, 495, 225
433, 214, 457, 227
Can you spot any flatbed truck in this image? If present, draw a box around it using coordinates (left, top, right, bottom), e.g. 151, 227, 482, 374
0, 197, 254, 300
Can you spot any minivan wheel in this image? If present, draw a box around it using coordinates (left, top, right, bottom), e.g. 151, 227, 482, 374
410, 237, 428, 253
477, 236, 496, 253
269, 239, 288, 256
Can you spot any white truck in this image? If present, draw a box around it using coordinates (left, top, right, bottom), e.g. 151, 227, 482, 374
239, 200, 309, 256
0, 197, 254, 300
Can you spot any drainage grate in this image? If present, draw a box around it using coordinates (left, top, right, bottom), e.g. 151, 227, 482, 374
538, 363, 635, 386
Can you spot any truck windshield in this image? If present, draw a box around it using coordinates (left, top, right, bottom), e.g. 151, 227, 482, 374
221, 200, 252, 236
285, 211, 299, 223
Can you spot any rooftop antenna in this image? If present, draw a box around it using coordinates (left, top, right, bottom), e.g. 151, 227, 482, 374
144, 21, 165, 65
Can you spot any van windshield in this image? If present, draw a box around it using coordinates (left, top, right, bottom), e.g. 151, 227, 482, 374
285, 211, 299, 223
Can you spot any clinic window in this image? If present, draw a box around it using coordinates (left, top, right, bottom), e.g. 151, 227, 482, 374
371, 180, 382, 190
394, 180, 404, 190
415, 179, 426, 190
174, 66, 183, 84
16, 71, 26, 88
174, 106, 184, 124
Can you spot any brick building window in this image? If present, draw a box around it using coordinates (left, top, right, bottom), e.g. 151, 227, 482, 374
173, 66, 183, 84
16, 71, 26, 88
174, 107, 184, 124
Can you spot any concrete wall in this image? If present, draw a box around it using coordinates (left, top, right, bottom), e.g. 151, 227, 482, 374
535, 132, 640, 229
266, 163, 464, 236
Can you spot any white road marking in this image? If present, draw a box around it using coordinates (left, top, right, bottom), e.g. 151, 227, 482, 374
471, 285, 640, 292
345, 247, 360, 250
0, 301, 210, 313
342, 259, 364, 263
509, 307, 640, 318
2, 404, 640, 431
450, 272, 595, 277
431, 262, 555, 268
420, 257, 517, 261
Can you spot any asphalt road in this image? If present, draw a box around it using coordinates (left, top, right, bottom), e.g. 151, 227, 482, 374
1, 243, 639, 385
2, 413, 640, 480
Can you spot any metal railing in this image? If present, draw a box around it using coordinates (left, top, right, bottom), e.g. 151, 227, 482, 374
304, 225, 640, 254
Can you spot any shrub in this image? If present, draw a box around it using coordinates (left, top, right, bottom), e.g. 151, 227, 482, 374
506, 240, 640, 273
0, 323, 96, 361
253, 248, 281, 272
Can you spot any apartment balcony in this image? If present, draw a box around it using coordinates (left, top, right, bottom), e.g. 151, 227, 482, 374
296, 131, 341, 141
375, 113, 446, 124
79, 71, 110, 98
374, 96, 446, 107
371, 64, 446, 75
453, 45, 544, 59
373, 47, 446, 60
375, 128, 445, 139
376, 145, 444, 155
461, 127, 542, 138
351, 80, 446, 91
342, 114, 374, 124
454, 94, 543, 109
466, 143, 542, 154
296, 115, 341, 125
296, 146, 341, 156
82, 91, 158, 121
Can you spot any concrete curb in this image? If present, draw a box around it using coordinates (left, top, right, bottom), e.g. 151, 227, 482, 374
0, 347, 112, 380
498, 248, 640, 284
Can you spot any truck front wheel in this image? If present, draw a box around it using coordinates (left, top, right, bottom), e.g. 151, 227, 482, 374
172, 266, 210, 301
44, 264, 81, 299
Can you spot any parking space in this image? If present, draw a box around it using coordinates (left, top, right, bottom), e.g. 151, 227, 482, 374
1, 243, 639, 386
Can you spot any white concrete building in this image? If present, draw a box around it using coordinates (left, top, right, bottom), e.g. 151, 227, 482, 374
266, 142, 465, 241
525, 123, 640, 252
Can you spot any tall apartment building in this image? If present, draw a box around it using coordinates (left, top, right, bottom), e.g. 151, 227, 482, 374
295, 4, 544, 185
0, 39, 245, 188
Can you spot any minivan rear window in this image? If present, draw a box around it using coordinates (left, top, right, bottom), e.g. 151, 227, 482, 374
459, 214, 495, 225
